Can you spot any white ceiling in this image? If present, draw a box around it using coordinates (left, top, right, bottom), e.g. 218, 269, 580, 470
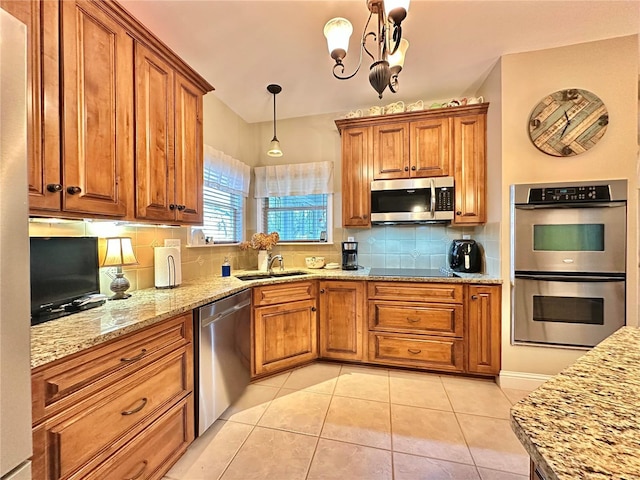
119, 0, 640, 124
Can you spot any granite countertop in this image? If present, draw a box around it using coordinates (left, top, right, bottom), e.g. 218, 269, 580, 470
31, 267, 501, 370
510, 327, 640, 480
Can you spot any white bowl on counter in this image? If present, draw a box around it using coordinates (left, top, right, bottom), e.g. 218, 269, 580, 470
305, 256, 326, 269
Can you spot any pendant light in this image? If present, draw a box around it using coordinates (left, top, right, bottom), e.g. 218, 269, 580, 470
267, 84, 283, 157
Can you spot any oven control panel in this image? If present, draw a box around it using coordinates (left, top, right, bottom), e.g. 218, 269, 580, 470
528, 185, 611, 203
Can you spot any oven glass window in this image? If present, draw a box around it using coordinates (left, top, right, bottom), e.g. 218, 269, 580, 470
533, 224, 604, 251
532, 295, 604, 325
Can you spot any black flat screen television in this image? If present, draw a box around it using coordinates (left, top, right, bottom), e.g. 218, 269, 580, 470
30, 236, 100, 324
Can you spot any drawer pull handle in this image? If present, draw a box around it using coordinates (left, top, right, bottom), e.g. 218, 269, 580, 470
121, 349, 147, 363
406, 317, 420, 323
121, 398, 148, 416
407, 348, 422, 355
125, 460, 148, 480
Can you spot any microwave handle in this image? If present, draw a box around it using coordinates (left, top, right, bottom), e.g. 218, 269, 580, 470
430, 179, 436, 217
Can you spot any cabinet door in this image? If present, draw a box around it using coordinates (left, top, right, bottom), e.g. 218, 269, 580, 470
467, 285, 501, 375
134, 42, 176, 222
341, 127, 371, 227
319, 281, 365, 361
253, 299, 318, 376
410, 118, 450, 177
60, 0, 134, 217
2, 0, 61, 212
452, 114, 486, 224
174, 73, 204, 224
373, 122, 409, 179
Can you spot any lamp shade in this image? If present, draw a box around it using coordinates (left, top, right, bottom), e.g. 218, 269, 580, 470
267, 138, 283, 157
385, 0, 410, 23
323, 17, 353, 58
102, 237, 138, 267
388, 38, 409, 70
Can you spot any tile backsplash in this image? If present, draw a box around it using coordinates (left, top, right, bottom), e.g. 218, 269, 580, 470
28, 220, 500, 295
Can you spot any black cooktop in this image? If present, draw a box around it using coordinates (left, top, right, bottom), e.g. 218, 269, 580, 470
368, 268, 458, 278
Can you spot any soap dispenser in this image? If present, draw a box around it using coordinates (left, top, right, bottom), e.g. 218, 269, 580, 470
221, 257, 231, 277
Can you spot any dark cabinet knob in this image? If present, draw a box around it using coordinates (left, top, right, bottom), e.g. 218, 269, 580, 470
46, 183, 62, 193
404, 166, 409, 171
177, 205, 186, 211
311, 307, 317, 312
320, 289, 325, 294
411, 165, 416, 171
66, 186, 81, 195
456, 211, 462, 216
471, 295, 478, 300
169, 204, 176, 210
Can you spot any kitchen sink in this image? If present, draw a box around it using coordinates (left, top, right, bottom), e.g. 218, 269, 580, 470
235, 271, 309, 281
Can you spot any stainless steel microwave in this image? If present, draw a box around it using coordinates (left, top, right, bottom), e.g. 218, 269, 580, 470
370, 177, 454, 225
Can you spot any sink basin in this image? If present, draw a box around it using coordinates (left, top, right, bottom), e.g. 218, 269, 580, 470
235, 271, 309, 281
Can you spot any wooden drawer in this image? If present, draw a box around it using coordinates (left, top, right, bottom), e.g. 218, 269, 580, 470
368, 282, 463, 303
253, 280, 317, 306
369, 301, 463, 337
368, 332, 464, 372
32, 313, 192, 424
44, 346, 191, 479
79, 396, 194, 480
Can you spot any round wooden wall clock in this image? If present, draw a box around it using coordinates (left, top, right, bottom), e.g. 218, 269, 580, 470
528, 89, 609, 157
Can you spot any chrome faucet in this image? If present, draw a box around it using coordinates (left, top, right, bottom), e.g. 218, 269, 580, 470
267, 254, 284, 274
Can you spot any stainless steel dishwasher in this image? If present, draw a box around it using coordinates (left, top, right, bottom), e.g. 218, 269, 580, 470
196, 289, 251, 436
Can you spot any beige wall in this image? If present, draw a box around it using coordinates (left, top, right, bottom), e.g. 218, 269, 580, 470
496, 35, 639, 376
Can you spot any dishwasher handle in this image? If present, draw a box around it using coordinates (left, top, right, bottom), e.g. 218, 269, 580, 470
200, 298, 250, 328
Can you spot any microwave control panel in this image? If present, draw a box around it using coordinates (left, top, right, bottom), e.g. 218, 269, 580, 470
528, 185, 611, 203
436, 187, 454, 211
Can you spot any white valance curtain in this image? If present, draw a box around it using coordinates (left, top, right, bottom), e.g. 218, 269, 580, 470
254, 161, 334, 198
203, 144, 251, 197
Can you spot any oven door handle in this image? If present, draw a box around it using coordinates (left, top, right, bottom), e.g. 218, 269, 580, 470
514, 201, 626, 210
515, 273, 625, 282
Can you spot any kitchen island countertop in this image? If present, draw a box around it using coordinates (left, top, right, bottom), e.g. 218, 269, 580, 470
510, 326, 640, 480
31, 267, 501, 369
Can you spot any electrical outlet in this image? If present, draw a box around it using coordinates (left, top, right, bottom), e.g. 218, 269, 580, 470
462, 234, 471, 240
164, 239, 181, 248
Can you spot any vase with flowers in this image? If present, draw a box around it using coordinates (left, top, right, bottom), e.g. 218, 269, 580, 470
239, 232, 280, 271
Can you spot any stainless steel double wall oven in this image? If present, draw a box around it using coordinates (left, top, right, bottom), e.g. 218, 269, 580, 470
512, 180, 627, 348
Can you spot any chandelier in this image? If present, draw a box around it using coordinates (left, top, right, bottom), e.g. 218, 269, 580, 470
323, 0, 410, 99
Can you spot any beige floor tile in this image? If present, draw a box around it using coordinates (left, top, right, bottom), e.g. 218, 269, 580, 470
252, 370, 291, 388
257, 388, 332, 435
220, 426, 317, 480
165, 420, 253, 480
333, 365, 390, 402
307, 438, 392, 480
281, 362, 341, 394
457, 413, 530, 476
477, 467, 529, 480
391, 404, 473, 465
441, 376, 512, 419
393, 452, 481, 480
219, 384, 279, 425
389, 370, 452, 411
500, 388, 533, 405
321, 395, 391, 450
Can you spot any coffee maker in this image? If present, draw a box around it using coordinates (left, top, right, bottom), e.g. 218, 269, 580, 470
341, 241, 358, 270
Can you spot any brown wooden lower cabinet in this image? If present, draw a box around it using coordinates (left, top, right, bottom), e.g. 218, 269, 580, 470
466, 284, 501, 375
368, 332, 465, 372
31, 313, 194, 480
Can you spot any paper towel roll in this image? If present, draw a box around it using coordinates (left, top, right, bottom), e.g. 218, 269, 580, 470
154, 246, 182, 288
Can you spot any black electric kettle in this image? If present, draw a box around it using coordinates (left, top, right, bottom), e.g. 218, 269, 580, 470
448, 239, 481, 273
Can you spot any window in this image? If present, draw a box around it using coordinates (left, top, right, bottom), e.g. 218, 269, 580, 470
200, 146, 250, 244
254, 161, 334, 244
260, 194, 331, 242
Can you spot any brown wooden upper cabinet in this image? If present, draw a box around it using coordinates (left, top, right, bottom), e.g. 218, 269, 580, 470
13, 0, 213, 223
135, 44, 205, 224
335, 104, 488, 228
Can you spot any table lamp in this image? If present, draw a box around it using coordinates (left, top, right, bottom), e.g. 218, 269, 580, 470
101, 237, 138, 300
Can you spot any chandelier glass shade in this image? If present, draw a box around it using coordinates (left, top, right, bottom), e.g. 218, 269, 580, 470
323, 0, 410, 99
266, 84, 283, 157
